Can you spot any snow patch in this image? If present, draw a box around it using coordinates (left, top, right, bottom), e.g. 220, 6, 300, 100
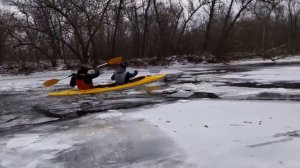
95, 112, 123, 119
129, 100, 300, 167
222, 66, 300, 82
6, 134, 40, 148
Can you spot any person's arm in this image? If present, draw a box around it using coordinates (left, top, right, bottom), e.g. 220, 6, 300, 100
89, 69, 100, 79
111, 73, 115, 80
127, 70, 138, 78
125, 70, 138, 82
70, 75, 76, 87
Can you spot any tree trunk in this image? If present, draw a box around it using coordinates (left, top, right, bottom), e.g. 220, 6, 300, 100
132, 5, 141, 58
141, 0, 152, 58
153, 0, 166, 58
176, 0, 206, 53
215, 0, 253, 59
111, 0, 124, 57
202, 0, 217, 52
262, 25, 266, 52
0, 31, 4, 65
288, 0, 299, 54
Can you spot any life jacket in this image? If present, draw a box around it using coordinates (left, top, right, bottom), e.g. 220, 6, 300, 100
114, 69, 127, 85
76, 79, 93, 90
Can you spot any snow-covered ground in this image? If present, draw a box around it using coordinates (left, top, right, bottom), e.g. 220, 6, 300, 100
1, 100, 300, 167
222, 66, 300, 82
1, 57, 300, 168
129, 100, 300, 168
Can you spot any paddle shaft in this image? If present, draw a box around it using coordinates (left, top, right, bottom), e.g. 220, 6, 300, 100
53, 63, 107, 82
60, 75, 72, 80
96, 63, 108, 69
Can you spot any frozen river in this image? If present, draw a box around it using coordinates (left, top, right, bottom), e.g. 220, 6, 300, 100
1, 58, 300, 167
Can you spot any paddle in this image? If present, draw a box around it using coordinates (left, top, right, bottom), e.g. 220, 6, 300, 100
43, 56, 123, 87
96, 56, 123, 68
42, 75, 73, 88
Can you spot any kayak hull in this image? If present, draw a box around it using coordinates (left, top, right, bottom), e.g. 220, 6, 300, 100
48, 74, 166, 96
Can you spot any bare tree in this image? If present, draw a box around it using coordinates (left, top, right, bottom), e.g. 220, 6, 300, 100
1, 0, 300, 67
111, 0, 125, 57
287, 0, 300, 54
0, 11, 7, 65
202, 0, 218, 52
0, 10, 12, 65
176, 0, 207, 52
252, 0, 283, 52
215, 0, 255, 60
126, 4, 141, 58
141, 0, 152, 58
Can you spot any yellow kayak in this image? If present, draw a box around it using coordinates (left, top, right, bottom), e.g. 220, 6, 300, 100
48, 74, 166, 96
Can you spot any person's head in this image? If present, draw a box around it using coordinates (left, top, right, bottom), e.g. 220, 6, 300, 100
77, 66, 88, 75
119, 62, 127, 69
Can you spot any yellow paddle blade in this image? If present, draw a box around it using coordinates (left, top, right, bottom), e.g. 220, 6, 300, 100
107, 56, 123, 65
43, 79, 60, 87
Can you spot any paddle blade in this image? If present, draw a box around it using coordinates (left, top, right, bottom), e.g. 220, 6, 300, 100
107, 56, 123, 65
43, 79, 60, 87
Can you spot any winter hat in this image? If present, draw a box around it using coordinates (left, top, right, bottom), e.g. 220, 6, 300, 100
119, 62, 127, 69
78, 66, 88, 74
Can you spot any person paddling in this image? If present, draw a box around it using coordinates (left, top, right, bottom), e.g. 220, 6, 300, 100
70, 66, 100, 90
111, 62, 138, 85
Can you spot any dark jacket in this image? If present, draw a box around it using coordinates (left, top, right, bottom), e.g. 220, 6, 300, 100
111, 67, 138, 84
70, 70, 100, 89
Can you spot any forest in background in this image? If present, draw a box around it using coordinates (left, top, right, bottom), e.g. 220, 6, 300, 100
0, 0, 299, 69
